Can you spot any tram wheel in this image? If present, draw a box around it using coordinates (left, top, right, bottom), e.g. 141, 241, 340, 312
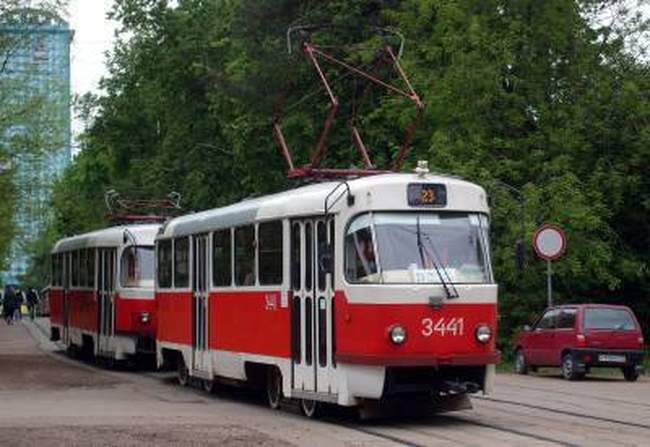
203, 378, 217, 394
300, 398, 321, 419
266, 367, 283, 410
177, 361, 190, 387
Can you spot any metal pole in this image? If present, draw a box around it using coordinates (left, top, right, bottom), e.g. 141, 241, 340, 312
547, 259, 553, 307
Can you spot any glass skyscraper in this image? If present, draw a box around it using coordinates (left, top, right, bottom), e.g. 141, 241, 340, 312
0, 9, 73, 285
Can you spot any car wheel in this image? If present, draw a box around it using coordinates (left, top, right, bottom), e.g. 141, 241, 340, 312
266, 367, 283, 410
562, 354, 581, 381
622, 367, 639, 382
514, 349, 529, 375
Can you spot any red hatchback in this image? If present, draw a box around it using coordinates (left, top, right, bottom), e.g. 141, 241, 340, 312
514, 304, 645, 381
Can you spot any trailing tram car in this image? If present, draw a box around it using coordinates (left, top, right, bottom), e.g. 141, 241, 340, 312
155, 170, 498, 416
49, 224, 160, 363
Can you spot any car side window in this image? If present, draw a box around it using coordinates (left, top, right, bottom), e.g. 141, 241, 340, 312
535, 309, 558, 330
557, 309, 577, 329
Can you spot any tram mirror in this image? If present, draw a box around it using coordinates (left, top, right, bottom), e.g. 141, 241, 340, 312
523, 324, 531, 332
319, 245, 333, 274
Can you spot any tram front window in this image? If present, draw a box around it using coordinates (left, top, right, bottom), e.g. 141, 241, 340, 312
345, 212, 492, 284
120, 246, 155, 288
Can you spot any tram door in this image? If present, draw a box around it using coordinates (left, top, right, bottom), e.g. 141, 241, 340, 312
291, 218, 337, 396
62, 252, 71, 345
97, 248, 116, 354
192, 234, 210, 372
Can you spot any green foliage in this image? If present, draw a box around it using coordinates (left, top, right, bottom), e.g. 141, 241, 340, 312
39, 0, 650, 341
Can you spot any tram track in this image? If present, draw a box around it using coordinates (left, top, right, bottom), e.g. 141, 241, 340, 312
345, 412, 580, 447
474, 395, 650, 430
23, 321, 648, 445
496, 380, 650, 410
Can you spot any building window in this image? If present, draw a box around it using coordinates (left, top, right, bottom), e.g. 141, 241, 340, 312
174, 237, 190, 288
259, 221, 283, 285
212, 229, 232, 287
235, 225, 256, 286
157, 240, 172, 288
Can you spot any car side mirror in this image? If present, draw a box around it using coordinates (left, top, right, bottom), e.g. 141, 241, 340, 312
319, 244, 333, 274
523, 324, 531, 332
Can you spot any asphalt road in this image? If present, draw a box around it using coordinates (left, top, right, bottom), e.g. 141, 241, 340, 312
0, 319, 648, 446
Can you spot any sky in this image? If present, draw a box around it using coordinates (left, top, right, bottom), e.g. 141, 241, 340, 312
68, 0, 117, 147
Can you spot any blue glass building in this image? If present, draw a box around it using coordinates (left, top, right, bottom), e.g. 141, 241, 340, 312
0, 9, 73, 285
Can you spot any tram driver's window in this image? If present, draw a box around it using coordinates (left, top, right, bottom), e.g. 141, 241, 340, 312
259, 221, 282, 285
345, 216, 378, 282
235, 225, 256, 286
174, 237, 190, 288
157, 240, 172, 288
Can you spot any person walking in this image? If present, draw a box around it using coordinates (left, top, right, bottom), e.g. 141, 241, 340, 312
26, 287, 39, 321
3, 285, 16, 325
13, 287, 24, 322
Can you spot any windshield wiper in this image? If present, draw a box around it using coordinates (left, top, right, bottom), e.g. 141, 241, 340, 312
416, 215, 459, 299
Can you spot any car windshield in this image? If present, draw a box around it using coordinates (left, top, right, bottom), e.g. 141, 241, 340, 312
120, 246, 154, 288
345, 212, 492, 284
584, 308, 636, 330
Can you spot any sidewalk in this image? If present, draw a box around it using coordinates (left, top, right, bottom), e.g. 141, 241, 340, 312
0, 319, 116, 392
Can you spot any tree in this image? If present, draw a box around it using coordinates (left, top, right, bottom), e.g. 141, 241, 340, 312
42, 0, 650, 340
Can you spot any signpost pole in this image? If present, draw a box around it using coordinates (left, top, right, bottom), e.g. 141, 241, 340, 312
547, 259, 552, 307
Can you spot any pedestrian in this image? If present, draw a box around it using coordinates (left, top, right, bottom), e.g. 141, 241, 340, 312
3, 285, 16, 325
13, 287, 24, 322
26, 287, 39, 321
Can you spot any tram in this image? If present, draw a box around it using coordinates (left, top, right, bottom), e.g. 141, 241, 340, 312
49, 224, 160, 363
155, 169, 499, 416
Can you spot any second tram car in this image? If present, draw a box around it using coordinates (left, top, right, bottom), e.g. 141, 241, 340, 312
156, 171, 498, 416
50, 224, 160, 362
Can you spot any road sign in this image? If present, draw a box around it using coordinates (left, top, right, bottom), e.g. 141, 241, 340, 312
533, 224, 567, 308
533, 224, 566, 261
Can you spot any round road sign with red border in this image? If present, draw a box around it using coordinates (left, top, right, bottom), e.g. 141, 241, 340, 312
533, 224, 567, 261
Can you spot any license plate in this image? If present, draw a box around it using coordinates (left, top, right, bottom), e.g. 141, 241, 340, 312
598, 354, 626, 363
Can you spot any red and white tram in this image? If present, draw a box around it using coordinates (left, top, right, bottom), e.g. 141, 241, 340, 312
156, 170, 499, 415
49, 224, 160, 363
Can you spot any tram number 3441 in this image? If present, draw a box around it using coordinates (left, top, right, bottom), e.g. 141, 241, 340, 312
421, 317, 464, 337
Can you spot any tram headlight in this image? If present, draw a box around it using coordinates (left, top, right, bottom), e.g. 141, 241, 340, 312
389, 325, 407, 345
140, 312, 150, 324
475, 324, 492, 343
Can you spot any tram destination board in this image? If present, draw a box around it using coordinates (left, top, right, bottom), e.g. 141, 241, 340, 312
407, 183, 447, 207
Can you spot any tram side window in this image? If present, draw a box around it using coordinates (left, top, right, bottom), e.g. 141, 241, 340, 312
51, 255, 59, 287
174, 237, 190, 288
212, 229, 232, 286
71, 250, 79, 287
157, 240, 173, 288
345, 219, 378, 283
291, 223, 300, 291
79, 250, 88, 287
235, 225, 256, 286
86, 249, 95, 287
259, 221, 283, 285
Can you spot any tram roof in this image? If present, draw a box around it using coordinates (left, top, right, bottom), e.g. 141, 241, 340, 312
159, 173, 488, 239
51, 224, 161, 253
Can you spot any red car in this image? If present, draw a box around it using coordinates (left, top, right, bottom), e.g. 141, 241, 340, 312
514, 304, 645, 381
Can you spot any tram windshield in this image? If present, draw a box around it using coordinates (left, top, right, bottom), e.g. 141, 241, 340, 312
345, 212, 492, 284
120, 246, 155, 288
